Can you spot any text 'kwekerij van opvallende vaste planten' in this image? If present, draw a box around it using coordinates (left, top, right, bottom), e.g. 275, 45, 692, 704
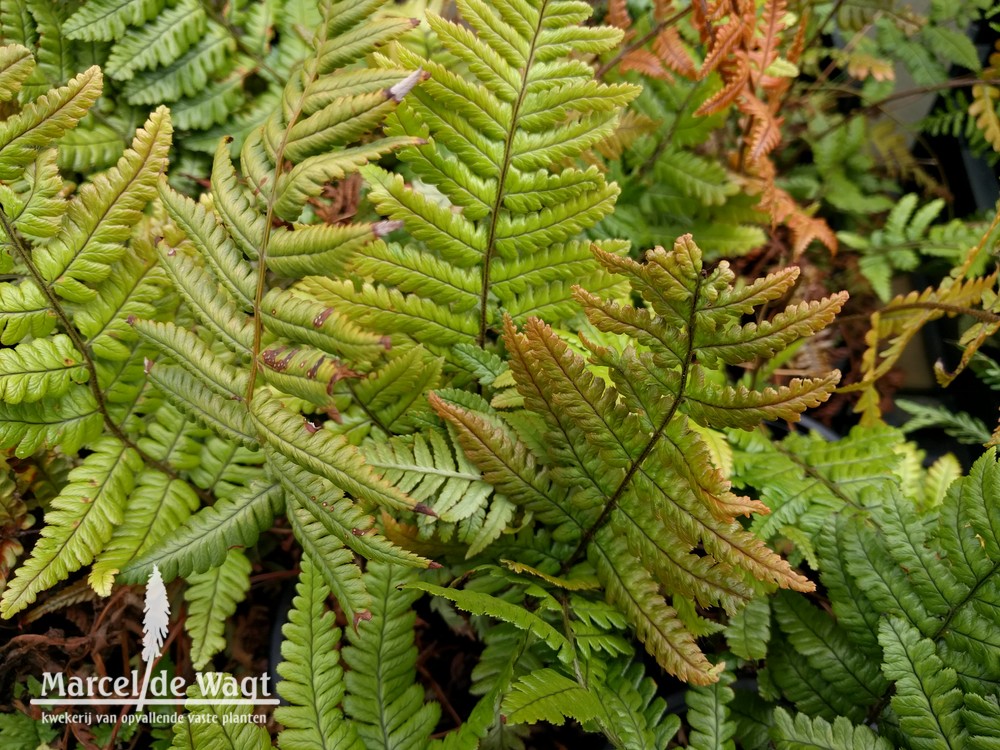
0, 0, 999, 747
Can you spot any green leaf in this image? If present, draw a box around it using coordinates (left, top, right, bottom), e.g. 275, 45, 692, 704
771, 708, 894, 749
405, 580, 571, 658
686, 667, 736, 750
275, 556, 363, 750
184, 549, 251, 670
343, 562, 440, 750
725, 595, 770, 661
122, 479, 282, 583
0, 334, 88, 404
501, 668, 602, 726
1, 438, 141, 616
879, 616, 967, 749
0, 66, 103, 179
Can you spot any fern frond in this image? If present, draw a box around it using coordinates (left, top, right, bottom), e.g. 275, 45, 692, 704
171, 675, 272, 750
322, 0, 640, 354
435, 234, 844, 683
33, 106, 172, 302
0, 43, 33, 101
879, 616, 968, 748
275, 555, 364, 750
725, 595, 770, 661
0, 334, 88, 404
184, 549, 251, 670
89, 469, 199, 596
407, 579, 571, 659
251, 392, 417, 514
0, 437, 141, 616
0, 380, 102, 458
286, 506, 370, 623
62, 0, 165, 42
0, 65, 102, 179
897, 399, 992, 446
772, 591, 889, 712
771, 708, 894, 750
685, 667, 736, 750
121, 479, 282, 583
343, 562, 440, 750
501, 668, 602, 726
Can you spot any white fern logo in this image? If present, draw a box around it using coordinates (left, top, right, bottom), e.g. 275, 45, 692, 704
136, 564, 169, 712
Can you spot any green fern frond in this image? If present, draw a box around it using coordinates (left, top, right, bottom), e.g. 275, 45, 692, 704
407, 579, 571, 658
725, 595, 770, 661
88, 468, 199, 596
771, 708, 894, 750
0, 386, 102, 458
275, 555, 364, 750
879, 616, 968, 748
62, 0, 165, 42
0, 437, 141, 616
184, 549, 252, 670
286, 507, 370, 623
897, 399, 992, 446
318, 0, 640, 356
593, 660, 679, 750
0, 334, 89, 403
171, 675, 272, 750
121, 479, 282, 583
731, 424, 906, 545
0, 43, 33, 100
0, 63, 102, 179
501, 668, 602, 726
33, 106, 172, 303
772, 592, 889, 715
685, 666, 737, 750
343, 562, 440, 750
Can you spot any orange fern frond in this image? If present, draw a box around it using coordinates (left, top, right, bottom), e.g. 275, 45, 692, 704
740, 94, 783, 162
607, 0, 632, 30
621, 49, 676, 80
653, 26, 698, 77
696, 55, 750, 116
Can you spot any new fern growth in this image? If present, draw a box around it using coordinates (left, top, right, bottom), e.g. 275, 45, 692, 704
432, 234, 846, 684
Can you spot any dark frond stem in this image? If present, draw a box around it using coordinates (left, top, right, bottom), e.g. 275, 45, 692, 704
561, 270, 705, 573
595, 6, 693, 78
0, 205, 197, 491
477, 3, 547, 348
245, 20, 329, 400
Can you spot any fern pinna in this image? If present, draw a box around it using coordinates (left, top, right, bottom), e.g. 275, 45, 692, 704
431, 235, 846, 685
310, 0, 641, 356
0, 0, 323, 176
725, 425, 1000, 750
